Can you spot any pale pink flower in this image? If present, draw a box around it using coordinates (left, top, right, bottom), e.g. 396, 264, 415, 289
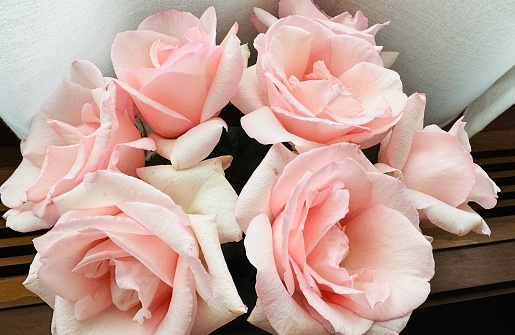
111, 8, 245, 168
23, 169, 246, 335
0, 61, 154, 232
236, 143, 434, 335
251, 0, 398, 67
377, 93, 500, 236
231, 15, 408, 153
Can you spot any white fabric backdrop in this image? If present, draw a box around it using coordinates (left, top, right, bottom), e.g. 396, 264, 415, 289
1, 0, 514, 138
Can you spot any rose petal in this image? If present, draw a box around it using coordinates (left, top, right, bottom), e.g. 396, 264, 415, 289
190, 214, 247, 334
240, 106, 322, 152
468, 163, 500, 209
4, 206, 58, 232
402, 130, 476, 207
251, 7, 278, 32
170, 118, 227, 170
138, 10, 203, 44
247, 300, 280, 335
114, 79, 194, 139
22, 80, 93, 165
379, 52, 399, 69
23, 254, 56, 308
70, 60, 105, 89
108, 137, 156, 176
231, 65, 270, 114
327, 35, 383, 77
366, 173, 419, 228
53, 170, 175, 213
378, 93, 426, 169
236, 143, 295, 233
339, 63, 403, 103
52, 296, 163, 335
291, 261, 374, 335
365, 313, 412, 335
278, 0, 328, 20
201, 23, 244, 123
271, 143, 374, 217
111, 30, 180, 87
138, 157, 241, 243
408, 189, 491, 236
0, 158, 41, 208
245, 214, 328, 334
116, 201, 212, 300
336, 205, 434, 321
153, 258, 196, 335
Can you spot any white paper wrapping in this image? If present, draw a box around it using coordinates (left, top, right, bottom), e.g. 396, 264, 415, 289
1, 0, 514, 138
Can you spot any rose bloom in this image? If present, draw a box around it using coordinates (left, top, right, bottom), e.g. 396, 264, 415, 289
0, 61, 153, 232
111, 7, 245, 143
252, 0, 398, 67
236, 143, 434, 335
377, 93, 500, 236
24, 168, 246, 335
231, 13, 409, 153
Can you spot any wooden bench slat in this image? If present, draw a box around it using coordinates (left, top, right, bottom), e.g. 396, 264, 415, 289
0, 275, 43, 309
0, 254, 35, 267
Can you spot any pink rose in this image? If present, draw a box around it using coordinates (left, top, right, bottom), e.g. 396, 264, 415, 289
231, 14, 408, 153
236, 143, 434, 335
377, 93, 500, 236
24, 169, 246, 335
0, 61, 154, 232
252, 0, 398, 67
111, 7, 245, 159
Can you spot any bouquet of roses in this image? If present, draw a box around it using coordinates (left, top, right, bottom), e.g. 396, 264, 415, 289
0, 1, 499, 334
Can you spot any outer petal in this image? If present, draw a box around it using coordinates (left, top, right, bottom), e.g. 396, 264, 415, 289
116, 202, 212, 301
447, 117, 472, 152
69, 60, 104, 90
23, 254, 56, 308
153, 258, 196, 335
327, 35, 383, 77
240, 106, 321, 152
402, 130, 476, 207
111, 30, 180, 86
107, 137, 156, 175
52, 296, 162, 335
236, 143, 295, 233
278, 0, 328, 20
231, 65, 270, 114
378, 93, 426, 169
467, 163, 500, 209
138, 9, 203, 44
407, 189, 491, 236
271, 143, 374, 217
170, 118, 227, 170
4, 206, 59, 232
114, 79, 194, 139
200, 23, 244, 122
379, 51, 399, 69
53, 171, 175, 213
365, 313, 412, 335
339, 63, 403, 103
251, 8, 278, 33
337, 205, 434, 321
247, 300, 279, 335
366, 173, 420, 228
190, 215, 247, 334
137, 158, 241, 243
22, 80, 93, 165
245, 214, 328, 335
0, 158, 40, 208
291, 261, 374, 335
